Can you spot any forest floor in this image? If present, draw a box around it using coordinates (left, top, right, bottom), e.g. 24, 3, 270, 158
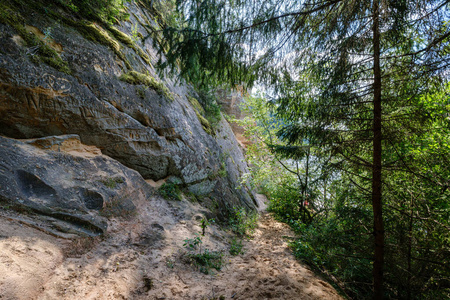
0, 193, 343, 300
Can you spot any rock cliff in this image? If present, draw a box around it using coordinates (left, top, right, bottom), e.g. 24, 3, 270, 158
0, 0, 256, 234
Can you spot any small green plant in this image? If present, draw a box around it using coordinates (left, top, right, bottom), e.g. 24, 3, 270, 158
183, 235, 224, 274
183, 234, 203, 250
159, 182, 182, 201
107, 25, 151, 65
188, 91, 222, 135
62, 0, 129, 24
229, 206, 258, 237
198, 91, 222, 128
229, 237, 244, 256
218, 161, 227, 178
200, 217, 215, 236
188, 249, 224, 274
183, 222, 224, 274
131, 23, 139, 42
166, 257, 175, 269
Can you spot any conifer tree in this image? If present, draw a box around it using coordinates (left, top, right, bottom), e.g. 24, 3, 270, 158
158, 1, 450, 298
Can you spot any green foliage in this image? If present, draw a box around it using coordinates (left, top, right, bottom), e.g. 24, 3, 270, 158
100, 177, 125, 189
286, 196, 374, 298
200, 217, 214, 236
218, 161, 227, 178
194, 109, 214, 135
183, 235, 202, 250
119, 71, 173, 100
66, 19, 132, 69
186, 248, 224, 274
107, 25, 151, 65
160, 0, 450, 297
229, 237, 244, 256
59, 0, 130, 24
228, 206, 258, 237
198, 91, 222, 128
0, 2, 70, 74
266, 177, 307, 225
0, 0, 137, 71
187, 96, 205, 115
158, 182, 182, 201
183, 233, 224, 274
187, 91, 222, 135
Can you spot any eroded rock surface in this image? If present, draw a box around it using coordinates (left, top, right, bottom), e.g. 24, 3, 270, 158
0, 134, 150, 237
0, 0, 256, 218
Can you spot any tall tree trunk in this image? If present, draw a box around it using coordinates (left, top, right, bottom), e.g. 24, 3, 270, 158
407, 195, 414, 300
372, 0, 384, 299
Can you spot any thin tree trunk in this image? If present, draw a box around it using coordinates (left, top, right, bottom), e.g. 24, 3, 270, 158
407, 195, 413, 300
372, 0, 384, 299
303, 146, 310, 222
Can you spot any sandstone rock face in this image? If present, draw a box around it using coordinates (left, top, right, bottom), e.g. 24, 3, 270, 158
216, 88, 251, 148
0, 135, 149, 237
0, 1, 256, 221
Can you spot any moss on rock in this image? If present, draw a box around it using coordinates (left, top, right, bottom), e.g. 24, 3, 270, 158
107, 25, 151, 66
119, 71, 173, 100
0, 2, 71, 74
188, 96, 205, 115
59, 19, 130, 70
194, 110, 214, 136
187, 96, 216, 136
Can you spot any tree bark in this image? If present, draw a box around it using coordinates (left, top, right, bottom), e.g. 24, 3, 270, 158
407, 195, 414, 300
372, 0, 384, 299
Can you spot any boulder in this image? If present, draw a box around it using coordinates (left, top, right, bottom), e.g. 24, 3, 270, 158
0, 134, 151, 237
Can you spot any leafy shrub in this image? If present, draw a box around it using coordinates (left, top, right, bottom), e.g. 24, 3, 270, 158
229, 237, 244, 256
60, 0, 130, 24
159, 182, 182, 201
198, 90, 222, 128
183, 235, 202, 250
229, 206, 258, 237
187, 249, 224, 274
288, 209, 374, 299
183, 234, 224, 274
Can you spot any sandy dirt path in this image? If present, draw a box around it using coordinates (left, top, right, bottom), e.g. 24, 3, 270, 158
175, 212, 343, 300
0, 195, 343, 300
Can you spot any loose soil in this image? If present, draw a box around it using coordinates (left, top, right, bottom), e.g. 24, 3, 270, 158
0, 193, 343, 300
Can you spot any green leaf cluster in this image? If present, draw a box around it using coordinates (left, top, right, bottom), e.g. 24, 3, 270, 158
158, 182, 182, 201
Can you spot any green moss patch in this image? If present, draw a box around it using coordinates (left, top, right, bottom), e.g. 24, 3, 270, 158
65, 20, 131, 70
195, 109, 214, 136
119, 71, 173, 100
107, 26, 151, 66
0, 2, 71, 74
188, 96, 205, 115
100, 177, 125, 189
187, 96, 216, 135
